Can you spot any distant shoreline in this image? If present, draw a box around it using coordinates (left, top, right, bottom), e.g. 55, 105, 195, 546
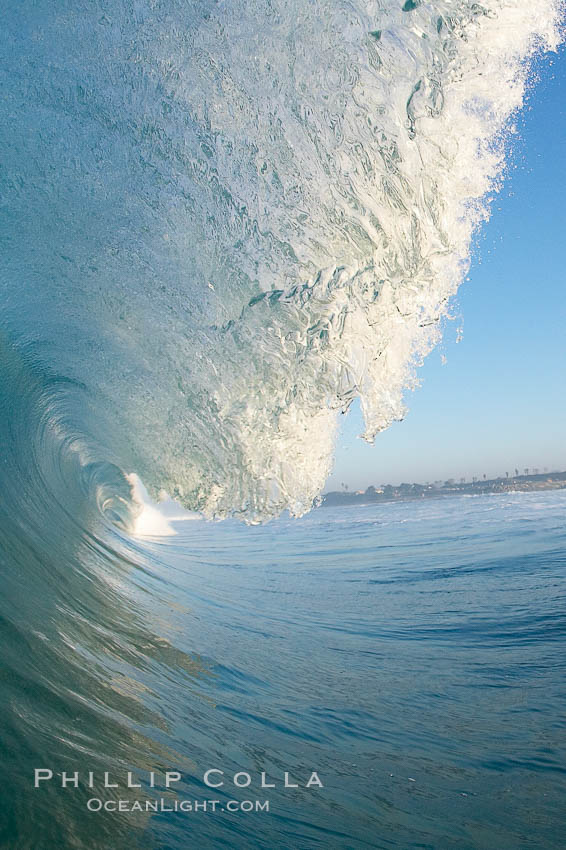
321, 471, 566, 508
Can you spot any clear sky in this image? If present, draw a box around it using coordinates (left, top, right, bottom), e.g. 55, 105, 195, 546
327, 47, 566, 491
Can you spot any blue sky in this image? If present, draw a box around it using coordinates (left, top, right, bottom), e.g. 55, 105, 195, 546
327, 47, 566, 490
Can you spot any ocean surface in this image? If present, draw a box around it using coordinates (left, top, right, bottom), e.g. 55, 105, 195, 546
2, 491, 566, 848
1, 1, 565, 848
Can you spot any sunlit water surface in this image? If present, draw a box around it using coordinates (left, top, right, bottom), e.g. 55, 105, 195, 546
27, 490, 562, 850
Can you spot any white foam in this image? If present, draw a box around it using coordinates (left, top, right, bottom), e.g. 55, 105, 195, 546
127, 474, 200, 538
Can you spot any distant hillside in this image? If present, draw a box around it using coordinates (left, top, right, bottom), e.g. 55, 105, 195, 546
322, 472, 566, 507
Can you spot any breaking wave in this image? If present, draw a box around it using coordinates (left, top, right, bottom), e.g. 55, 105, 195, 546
1, 3, 564, 848
1, 0, 561, 521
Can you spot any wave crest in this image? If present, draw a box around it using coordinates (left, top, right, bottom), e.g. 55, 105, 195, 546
0, 0, 561, 519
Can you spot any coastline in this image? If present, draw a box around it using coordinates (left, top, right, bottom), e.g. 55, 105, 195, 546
322, 471, 566, 508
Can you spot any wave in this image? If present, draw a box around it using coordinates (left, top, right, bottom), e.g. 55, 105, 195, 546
0, 3, 562, 847
1, 0, 561, 522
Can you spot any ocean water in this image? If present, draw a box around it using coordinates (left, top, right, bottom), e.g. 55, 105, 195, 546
2, 490, 566, 848
1, 1, 565, 848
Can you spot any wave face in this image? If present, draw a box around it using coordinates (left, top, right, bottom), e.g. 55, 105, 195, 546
0, 0, 560, 520
0, 4, 563, 849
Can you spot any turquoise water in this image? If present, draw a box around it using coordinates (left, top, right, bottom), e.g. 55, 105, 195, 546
1, 2, 565, 847
3, 489, 565, 848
